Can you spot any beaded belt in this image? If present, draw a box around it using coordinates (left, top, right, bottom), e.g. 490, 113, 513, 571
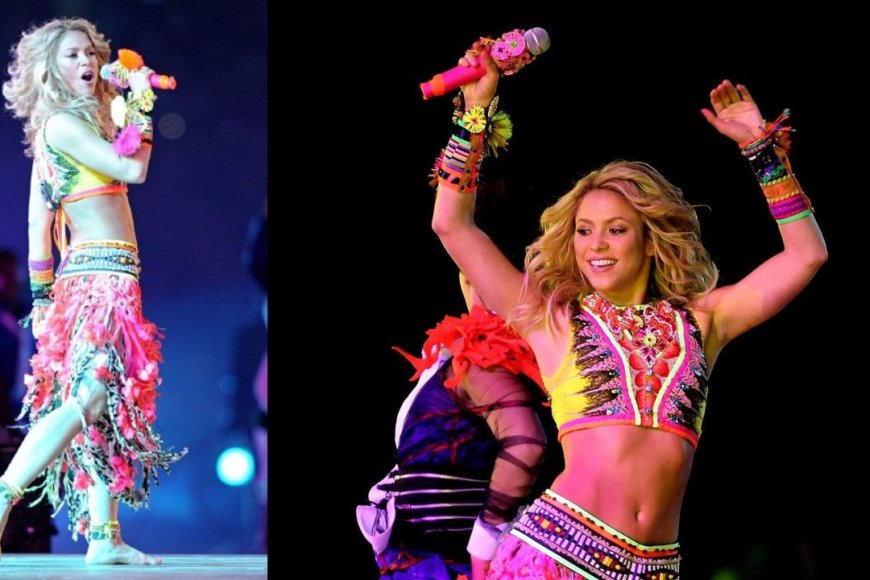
510, 490, 680, 579
59, 240, 140, 280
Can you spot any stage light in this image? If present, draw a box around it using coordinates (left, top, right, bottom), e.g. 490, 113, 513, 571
157, 113, 186, 139
216, 446, 255, 486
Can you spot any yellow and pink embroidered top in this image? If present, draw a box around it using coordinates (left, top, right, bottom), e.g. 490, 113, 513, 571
543, 293, 708, 448
33, 117, 128, 254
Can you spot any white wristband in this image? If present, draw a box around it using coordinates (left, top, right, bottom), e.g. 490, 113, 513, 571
467, 515, 510, 560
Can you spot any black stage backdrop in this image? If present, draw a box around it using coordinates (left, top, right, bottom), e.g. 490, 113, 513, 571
287, 11, 864, 579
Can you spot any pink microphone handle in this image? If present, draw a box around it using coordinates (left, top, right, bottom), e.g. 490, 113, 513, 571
150, 73, 177, 90
420, 57, 485, 100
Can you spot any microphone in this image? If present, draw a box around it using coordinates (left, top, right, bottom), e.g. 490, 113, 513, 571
420, 27, 550, 100
100, 48, 177, 91
147, 73, 177, 90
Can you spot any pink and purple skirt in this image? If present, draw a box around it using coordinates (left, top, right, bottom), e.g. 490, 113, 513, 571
19, 240, 185, 540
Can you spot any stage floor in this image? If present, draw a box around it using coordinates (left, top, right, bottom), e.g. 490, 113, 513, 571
0, 554, 267, 578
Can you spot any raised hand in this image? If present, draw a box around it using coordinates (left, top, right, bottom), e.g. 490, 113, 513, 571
701, 80, 766, 144
127, 67, 154, 94
459, 46, 500, 110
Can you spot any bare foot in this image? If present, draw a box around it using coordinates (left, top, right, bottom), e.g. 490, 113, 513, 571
85, 539, 162, 565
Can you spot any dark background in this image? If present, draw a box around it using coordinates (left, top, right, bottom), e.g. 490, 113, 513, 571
308, 11, 859, 580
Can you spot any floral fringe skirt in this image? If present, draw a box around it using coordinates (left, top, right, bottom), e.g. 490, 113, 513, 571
18, 241, 186, 540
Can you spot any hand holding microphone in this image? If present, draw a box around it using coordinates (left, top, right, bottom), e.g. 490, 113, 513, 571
101, 48, 177, 91
420, 27, 550, 99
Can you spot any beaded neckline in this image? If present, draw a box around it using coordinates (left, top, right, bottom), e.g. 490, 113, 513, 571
580, 293, 674, 341
580, 292, 680, 401
580, 292, 654, 310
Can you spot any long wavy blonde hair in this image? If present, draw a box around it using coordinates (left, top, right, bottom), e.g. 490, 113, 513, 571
3, 18, 116, 157
514, 160, 719, 331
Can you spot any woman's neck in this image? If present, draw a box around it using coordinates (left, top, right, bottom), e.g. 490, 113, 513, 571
588, 289, 651, 308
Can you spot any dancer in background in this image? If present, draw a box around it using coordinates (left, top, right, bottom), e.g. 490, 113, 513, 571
359, 272, 547, 580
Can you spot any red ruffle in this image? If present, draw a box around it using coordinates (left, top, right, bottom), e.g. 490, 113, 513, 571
393, 305, 543, 390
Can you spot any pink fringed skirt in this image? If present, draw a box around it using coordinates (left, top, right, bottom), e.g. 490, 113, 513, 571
19, 241, 185, 540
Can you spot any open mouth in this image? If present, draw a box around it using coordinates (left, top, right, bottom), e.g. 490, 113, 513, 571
590, 259, 616, 268
81, 71, 94, 82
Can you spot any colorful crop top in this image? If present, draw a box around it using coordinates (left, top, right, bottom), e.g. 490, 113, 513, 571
34, 117, 127, 211
543, 293, 708, 448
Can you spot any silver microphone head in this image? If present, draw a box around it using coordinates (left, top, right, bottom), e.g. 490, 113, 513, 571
523, 27, 551, 55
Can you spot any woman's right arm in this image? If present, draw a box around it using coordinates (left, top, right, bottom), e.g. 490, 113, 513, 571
44, 69, 155, 184
431, 50, 524, 319
44, 112, 151, 184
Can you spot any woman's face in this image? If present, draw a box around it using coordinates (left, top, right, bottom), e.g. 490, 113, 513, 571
54, 30, 98, 97
573, 188, 653, 306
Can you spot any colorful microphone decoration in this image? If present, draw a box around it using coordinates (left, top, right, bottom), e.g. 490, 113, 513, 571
420, 27, 550, 100
100, 48, 177, 91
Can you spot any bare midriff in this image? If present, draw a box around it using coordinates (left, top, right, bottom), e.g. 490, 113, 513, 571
63, 194, 137, 247
551, 425, 694, 545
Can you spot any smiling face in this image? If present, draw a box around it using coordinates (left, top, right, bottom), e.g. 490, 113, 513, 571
573, 188, 653, 306
54, 30, 98, 97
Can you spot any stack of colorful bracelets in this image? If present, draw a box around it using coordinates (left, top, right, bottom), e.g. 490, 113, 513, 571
28, 256, 54, 309
740, 109, 813, 225
110, 87, 156, 156
431, 93, 512, 194
18, 255, 55, 328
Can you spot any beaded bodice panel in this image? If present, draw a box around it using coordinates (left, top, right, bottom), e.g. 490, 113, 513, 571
544, 293, 708, 447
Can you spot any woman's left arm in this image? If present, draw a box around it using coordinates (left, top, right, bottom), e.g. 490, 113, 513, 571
698, 80, 828, 351
26, 163, 56, 337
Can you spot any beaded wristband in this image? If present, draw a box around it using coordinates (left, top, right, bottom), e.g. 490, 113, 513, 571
452, 94, 513, 158
435, 131, 485, 193
28, 256, 54, 306
111, 88, 156, 156
431, 94, 513, 193
740, 110, 813, 225
128, 88, 156, 113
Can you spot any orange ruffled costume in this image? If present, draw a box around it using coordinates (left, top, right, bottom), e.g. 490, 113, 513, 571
393, 305, 543, 390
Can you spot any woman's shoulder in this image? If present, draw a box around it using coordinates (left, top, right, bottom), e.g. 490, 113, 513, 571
522, 303, 573, 377
44, 113, 99, 153
686, 286, 726, 320
44, 111, 89, 135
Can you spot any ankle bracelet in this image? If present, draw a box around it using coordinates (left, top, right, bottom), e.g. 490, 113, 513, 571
0, 478, 24, 505
88, 520, 121, 541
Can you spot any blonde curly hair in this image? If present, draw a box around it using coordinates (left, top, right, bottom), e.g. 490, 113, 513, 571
3, 17, 117, 157
514, 160, 719, 331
